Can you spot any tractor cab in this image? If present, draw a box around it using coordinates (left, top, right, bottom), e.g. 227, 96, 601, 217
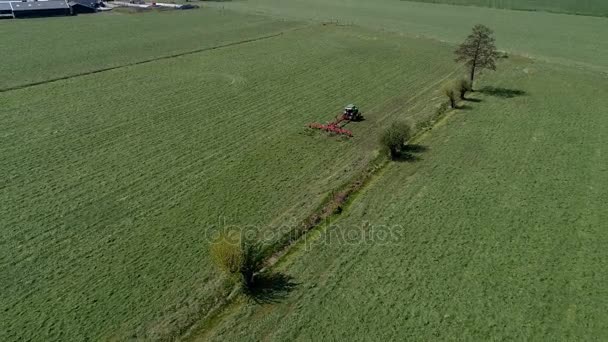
343, 104, 362, 121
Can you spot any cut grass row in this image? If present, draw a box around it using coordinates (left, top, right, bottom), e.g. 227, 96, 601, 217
207, 0, 608, 72
200, 56, 608, 341
0, 23, 458, 341
404, 0, 608, 17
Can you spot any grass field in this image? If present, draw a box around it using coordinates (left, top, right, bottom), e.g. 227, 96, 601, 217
2, 1, 608, 341
0, 13, 460, 341
207, 0, 608, 72
200, 56, 608, 341
405, 0, 608, 17
0, 10, 298, 90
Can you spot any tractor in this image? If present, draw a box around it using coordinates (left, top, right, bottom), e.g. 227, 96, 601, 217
342, 104, 363, 121
307, 104, 364, 137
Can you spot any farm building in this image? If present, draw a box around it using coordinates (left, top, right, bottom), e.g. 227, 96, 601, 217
68, 0, 98, 13
0, 2, 14, 17
9, 0, 71, 17
0, 0, 99, 18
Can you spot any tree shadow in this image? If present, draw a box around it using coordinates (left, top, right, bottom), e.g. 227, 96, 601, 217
478, 86, 527, 98
404, 144, 428, 153
394, 144, 428, 162
246, 272, 298, 304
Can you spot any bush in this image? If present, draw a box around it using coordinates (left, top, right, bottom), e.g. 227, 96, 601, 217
442, 82, 459, 108
210, 231, 265, 290
455, 78, 473, 99
380, 121, 411, 159
210, 231, 243, 275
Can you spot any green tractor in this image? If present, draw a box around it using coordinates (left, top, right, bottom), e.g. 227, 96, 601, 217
342, 104, 363, 121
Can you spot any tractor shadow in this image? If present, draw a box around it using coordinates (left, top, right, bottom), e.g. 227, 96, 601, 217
395, 144, 428, 162
246, 272, 298, 304
478, 86, 527, 98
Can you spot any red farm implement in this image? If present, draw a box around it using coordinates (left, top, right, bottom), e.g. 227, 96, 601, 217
307, 104, 363, 137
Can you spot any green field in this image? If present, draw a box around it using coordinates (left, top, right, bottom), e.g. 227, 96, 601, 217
0, 11, 460, 341
2, 1, 608, 341
206, 0, 608, 72
201, 56, 608, 341
0, 10, 298, 90
405, 0, 608, 17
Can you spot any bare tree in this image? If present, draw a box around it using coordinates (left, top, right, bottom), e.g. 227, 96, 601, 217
455, 25, 498, 89
442, 83, 458, 109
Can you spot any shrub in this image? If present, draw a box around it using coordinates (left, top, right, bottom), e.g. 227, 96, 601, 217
442, 82, 458, 108
380, 121, 411, 159
210, 231, 265, 291
210, 231, 243, 276
455, 78, 473, 99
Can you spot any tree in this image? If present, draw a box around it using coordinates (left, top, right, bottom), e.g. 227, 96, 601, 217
455, 24, 498, 89
238, 240, 265, 289
380, 121, 411, 159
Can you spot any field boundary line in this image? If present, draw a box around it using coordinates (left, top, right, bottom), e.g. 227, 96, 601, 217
0, 25, 310, 94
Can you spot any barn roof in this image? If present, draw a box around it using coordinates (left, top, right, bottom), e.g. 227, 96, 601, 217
11, 0, 69, 11
69, 0, 97, 8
